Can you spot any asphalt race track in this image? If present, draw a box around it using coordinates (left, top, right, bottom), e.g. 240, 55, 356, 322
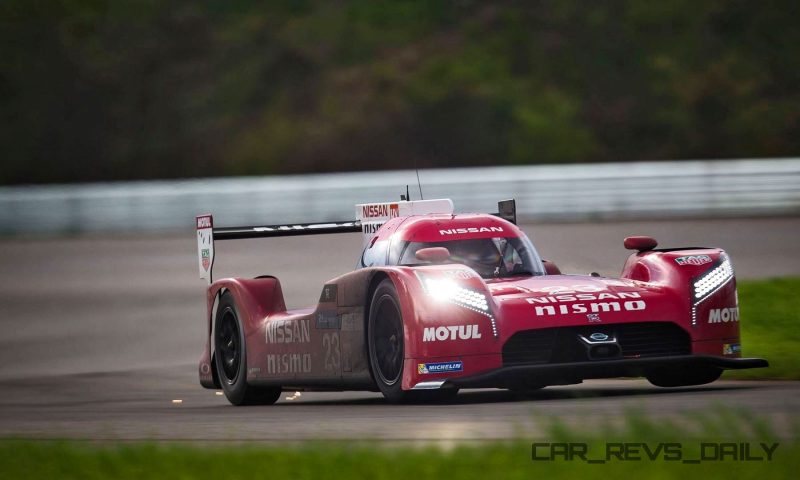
0, 217, 798, 441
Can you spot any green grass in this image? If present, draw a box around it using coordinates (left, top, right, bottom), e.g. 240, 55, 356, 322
0, 411, 797, 479
729, 277, 800, 380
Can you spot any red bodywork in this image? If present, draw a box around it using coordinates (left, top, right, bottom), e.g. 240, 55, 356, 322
199, 213, 759, 392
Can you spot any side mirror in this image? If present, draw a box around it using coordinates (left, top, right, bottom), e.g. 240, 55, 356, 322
415, 247, 451, 263
624, 236, 658, 252
542, 260, 561, 275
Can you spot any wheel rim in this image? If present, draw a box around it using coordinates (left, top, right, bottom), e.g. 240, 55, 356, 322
217, 309, 241, 384
372, 295, 403, 385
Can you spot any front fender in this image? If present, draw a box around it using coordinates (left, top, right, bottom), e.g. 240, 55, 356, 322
374, 265, 501, 390
198, 277, 286, 388
621, 248, 740, 349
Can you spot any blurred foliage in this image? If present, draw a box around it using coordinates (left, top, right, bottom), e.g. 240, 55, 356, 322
0, 410, 798, 479
728, 277, 800, 380
1, 0, 798, 184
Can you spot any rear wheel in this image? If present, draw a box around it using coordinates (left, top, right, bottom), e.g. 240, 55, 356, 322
214, 292, 281, 405
646, 366, 723, 387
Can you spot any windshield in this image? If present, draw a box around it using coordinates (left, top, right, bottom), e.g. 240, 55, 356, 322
391, 236, 545, 278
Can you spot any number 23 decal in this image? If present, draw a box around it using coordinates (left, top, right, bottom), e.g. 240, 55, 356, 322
323, 332, 341, 371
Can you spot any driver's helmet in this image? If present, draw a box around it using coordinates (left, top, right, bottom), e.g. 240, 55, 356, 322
447, 239, 501, 276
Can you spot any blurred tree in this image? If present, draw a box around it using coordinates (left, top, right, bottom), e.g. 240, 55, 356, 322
0, 0, 797, 184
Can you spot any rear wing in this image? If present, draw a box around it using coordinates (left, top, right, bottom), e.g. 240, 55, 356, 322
355, 199, 454, 246
195, 217, 360, 284
197, 198, 516, 284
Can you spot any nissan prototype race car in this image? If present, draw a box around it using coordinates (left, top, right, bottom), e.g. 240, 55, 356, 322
195, 199, 767, 405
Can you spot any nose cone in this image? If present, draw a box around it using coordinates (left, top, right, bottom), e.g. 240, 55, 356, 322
487, 275, 685, 330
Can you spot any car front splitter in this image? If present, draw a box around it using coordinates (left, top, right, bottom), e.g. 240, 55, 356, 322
444, 355, 769, 388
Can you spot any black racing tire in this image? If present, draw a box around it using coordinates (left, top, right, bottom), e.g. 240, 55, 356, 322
214, 292, 281, 406
367, 279, 413, 403
646, 366, 723, 388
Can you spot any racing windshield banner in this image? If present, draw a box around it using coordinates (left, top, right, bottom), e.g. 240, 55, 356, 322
355, 199, 454, 246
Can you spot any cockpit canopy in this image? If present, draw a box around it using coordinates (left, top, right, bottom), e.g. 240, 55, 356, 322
359, 214, 545, 279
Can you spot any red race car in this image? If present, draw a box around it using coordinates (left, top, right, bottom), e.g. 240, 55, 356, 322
195, 198, 767, 405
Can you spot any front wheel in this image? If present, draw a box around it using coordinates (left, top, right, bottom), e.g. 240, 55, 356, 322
214, 292, 281, 405
368, 279, 412, 403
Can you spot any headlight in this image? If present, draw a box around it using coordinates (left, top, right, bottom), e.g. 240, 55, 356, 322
423, 278, 490, 313
693, 257, 733, 299
416, 273, 498, 337
691, 255, 734, 326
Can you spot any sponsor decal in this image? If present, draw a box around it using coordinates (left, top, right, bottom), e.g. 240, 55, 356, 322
723, 343, 741, 355
526, 292, 643, 302
675, 255, 712, 266
439, 226, 504, 236
265, 319, 311, 344
340, 311, 362, 332
362, 222, 386, 234
587, 313, 602, 322
267, 353, 311, 374
422, 325, 482, 342
526, 292, 646, 316
323, 332, 341, 372
248, 367, 261, 375
418, 361, 463, 374
531, 301, 646, 316
201, 248, 211, 271
319, 284, 338, 303
196, 216, 214, 282
709, 307, 739, 324
316, 310, 340, 329
361, 203, 399, 219
196, 216, 212, 229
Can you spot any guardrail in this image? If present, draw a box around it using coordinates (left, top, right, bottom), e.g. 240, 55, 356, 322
1, 158, 798, 234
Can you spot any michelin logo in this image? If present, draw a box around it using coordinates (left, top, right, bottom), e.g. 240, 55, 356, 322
418, 361, 463, 374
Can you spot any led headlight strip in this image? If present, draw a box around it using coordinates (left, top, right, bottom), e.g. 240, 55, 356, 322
691, 256, 734, 325
416, 273, 498, 337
